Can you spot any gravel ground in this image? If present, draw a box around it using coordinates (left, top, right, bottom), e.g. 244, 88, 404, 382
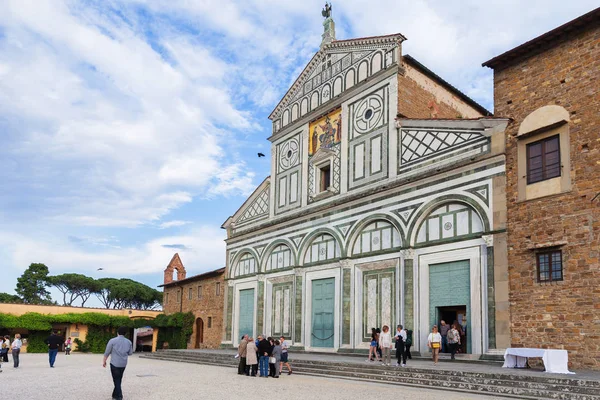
1, 353, 494, 400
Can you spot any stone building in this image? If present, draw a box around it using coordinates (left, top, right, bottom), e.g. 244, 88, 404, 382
221, 9, 511, 357
483, 7, 600, 369
160, 253, 225, 349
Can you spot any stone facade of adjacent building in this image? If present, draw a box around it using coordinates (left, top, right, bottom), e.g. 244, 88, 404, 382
484, 8, 600, 369
161, 253, 225, 349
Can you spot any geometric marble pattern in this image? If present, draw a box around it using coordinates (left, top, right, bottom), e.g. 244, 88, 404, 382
466, 185, 490, 206
401, 129, 483, 165
237, 186, 270, 224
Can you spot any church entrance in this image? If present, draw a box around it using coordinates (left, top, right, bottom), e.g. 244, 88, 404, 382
311, 278, 335, 348
195, 318, 204, 348
429, 260, 471, 353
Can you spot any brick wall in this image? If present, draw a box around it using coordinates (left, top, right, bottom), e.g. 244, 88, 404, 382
163, 273, 225, 349
494, 26, 600, 369
398, 59, 485, 119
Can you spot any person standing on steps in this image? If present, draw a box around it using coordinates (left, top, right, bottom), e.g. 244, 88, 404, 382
237, 334, 248, 375
271, 340, 282, 378
428, 325, 442, 365
257, 335, 271, 378
245, 337, 258, 376
103, 326, 133, 400
366, 328, 381, 362
395, 325, 407, 367
11, 333, 22, 368
279, 336, 292, 375
45, 329, 64, 368
405, 328, 413, 360
439, 320, 449, 353
447, 322, 461, 360
379, 325, 393, 366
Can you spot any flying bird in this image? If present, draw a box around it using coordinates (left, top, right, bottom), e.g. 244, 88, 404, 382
97, 268, 103, 271
258, 153, 265, 157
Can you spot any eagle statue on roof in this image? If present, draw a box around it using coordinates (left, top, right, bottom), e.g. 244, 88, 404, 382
322, 2, 332, 19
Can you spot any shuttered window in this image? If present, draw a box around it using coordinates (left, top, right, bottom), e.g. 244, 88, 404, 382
527, 135, 561, 184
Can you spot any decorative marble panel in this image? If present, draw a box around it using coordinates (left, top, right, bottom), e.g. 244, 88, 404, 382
352, 220, 401, 256
417, 203, 483, 244
304, 233, 340, 264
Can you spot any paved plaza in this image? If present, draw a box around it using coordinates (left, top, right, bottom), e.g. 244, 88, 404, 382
2, 353, 496, 400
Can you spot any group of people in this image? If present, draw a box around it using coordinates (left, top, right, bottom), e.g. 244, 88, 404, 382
0, 328, 131, 400
367, 325, 413, 367
0, 334, 22, 371
237, 334, 293, 378
427, 320, 466, 364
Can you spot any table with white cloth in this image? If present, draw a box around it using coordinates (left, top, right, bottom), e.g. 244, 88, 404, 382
502, 348, 574, 374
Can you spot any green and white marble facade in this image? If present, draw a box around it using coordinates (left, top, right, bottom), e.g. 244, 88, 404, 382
220, 32, 510, 357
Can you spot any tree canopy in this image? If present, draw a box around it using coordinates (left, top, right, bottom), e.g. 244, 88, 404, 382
95, 278, 162, 310
47, 273, 98, 306
0, 292, 23, 303
15, 263, 53, 304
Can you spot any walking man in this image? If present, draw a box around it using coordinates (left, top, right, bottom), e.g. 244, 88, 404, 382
103, 327, 133, 400
439, 320, 450, 353
44, 329, 64, 368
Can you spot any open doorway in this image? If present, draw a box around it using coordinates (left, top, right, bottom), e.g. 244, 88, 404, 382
437, 306, 469, 354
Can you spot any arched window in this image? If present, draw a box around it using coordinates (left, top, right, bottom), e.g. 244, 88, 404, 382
416, 203, 483, 244
352, 220, 401, 256
265, 244, 293, 271
304, 233, 341, 264
232, 252, 257, 278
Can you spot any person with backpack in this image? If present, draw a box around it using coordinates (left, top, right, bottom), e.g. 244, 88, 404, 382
405, 329, 413, 360
448, 322, 461, 360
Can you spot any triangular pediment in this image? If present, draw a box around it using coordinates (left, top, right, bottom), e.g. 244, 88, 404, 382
269, 33, 406, 132
223, 177, 271, 229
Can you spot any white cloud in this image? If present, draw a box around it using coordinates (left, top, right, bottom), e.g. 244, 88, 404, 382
0, 226, 226, 278
158, 220, 192, 229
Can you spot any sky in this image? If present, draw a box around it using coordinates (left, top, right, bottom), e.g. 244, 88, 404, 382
0, 0, 597, 304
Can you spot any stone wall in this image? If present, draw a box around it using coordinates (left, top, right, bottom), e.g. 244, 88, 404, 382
493, 25, 600, 369
163, 273, 225, 349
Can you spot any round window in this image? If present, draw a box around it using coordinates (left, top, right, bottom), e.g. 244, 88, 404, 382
364, 109, 373, 120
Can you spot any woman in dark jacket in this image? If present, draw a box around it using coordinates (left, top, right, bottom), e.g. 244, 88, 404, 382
267, 337, 276, 377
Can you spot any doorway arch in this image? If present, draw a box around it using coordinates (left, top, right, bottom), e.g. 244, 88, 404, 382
195, 318, 204, 348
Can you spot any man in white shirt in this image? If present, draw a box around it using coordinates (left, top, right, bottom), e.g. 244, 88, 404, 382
103, 327, 133, 400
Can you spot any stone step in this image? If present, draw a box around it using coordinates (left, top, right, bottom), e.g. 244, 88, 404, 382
149, 351, 600, 389
143, 353, 599, 395
139, 353, 600, 400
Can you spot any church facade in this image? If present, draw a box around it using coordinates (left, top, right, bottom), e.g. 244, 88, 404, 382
221, 13, 511, 357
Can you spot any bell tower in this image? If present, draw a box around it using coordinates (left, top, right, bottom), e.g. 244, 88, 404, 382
163, 253, 187, 284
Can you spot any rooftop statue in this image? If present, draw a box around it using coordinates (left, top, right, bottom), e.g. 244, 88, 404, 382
322, 2, 332, 19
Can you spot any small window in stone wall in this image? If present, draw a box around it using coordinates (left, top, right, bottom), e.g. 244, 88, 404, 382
216, 282, 221, 296
527, 135, 561, 184
165, 292, 169, 304
208, 317, 212, 328
537, 250, 563, 282
176, 290, 181, 303
198, 285, 202, 299
188, 288, 192, 300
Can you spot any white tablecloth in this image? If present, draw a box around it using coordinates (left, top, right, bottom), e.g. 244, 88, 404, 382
503, 348, 574, 374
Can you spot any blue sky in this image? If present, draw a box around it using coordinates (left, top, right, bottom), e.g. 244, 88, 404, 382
0, 0, 597, 304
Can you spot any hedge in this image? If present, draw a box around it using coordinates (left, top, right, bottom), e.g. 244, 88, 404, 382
0, 311, 195, 353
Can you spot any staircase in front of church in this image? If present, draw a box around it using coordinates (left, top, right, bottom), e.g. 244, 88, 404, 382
139, 350, 600, 400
